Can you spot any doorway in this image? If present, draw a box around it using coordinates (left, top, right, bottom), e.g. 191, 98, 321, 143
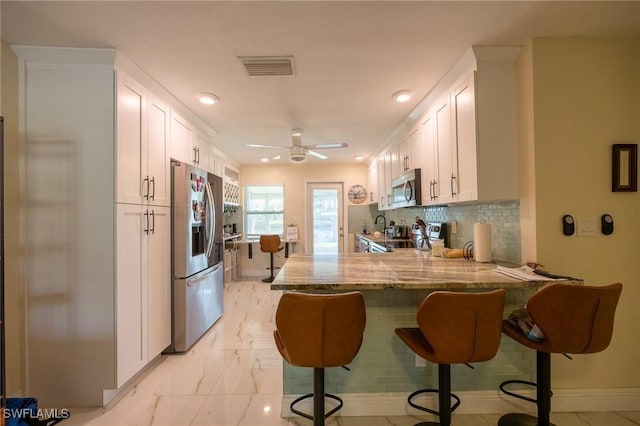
306, 182, 344, 254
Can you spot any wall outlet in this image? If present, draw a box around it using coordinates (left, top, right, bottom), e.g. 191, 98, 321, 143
415, 354, 426, 367
450, 220, 457, 234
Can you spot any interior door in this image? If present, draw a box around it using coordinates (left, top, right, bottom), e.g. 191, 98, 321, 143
306, 182, 344, 254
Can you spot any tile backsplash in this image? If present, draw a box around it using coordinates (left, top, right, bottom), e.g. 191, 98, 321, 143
351, 200, 521, 264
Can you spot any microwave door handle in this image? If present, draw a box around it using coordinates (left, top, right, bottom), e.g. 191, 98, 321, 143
204, 181, 215, 258
403, 181, 413, 203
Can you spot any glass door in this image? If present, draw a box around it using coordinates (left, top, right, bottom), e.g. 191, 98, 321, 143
306, 182, 344, 254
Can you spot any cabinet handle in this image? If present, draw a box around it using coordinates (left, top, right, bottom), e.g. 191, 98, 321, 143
143, 176, 149, 200
143, 210, 149, 234
451, 174, 457, 196
197, 147, 200, 164
380, 195, 384, 206
387, 194, 392, 206
429, 180, 433, 200
193, 146, 198, 164
150, 209, 155, 235
150, 177, 155, 201
433, 180, 438, 200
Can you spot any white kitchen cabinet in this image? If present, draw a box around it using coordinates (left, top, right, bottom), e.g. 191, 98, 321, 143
210, 147, 224, 177
147, 206, 171, 358
15, 46, 207, 407
434, 93, 455, 203
170, 111, 193, 165
193, 131, 211, 171
116, 76, 170, 207
116, 204, 147, 387
116, 204, 171, 387
377, 151, 393, 210
367, 163, 378, 204
146, 96, 171, 206
423, 47, 520, 205
421, 112, 438, 203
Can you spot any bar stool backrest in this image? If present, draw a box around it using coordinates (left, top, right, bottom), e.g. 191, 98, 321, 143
416, 289, 506, 364
274, 292, 366, 368
260, 234, 282, 253
526, 283, 622, 354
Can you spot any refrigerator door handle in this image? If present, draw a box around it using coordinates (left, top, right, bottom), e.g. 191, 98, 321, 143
186, 263, 222, 286
204, 181, 215, 258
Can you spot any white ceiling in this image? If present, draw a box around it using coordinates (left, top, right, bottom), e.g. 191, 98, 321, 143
3, 1, 640, 165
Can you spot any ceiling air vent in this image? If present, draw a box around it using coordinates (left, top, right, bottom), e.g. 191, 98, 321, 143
239, 56, 295, 77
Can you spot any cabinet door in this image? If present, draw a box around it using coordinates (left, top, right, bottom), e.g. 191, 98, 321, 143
408, 125, 423, 171
377, 156, 386, 209
116, 75, 145, 204
435, 94, 455, 203
194, 132, 211, 171
147, 97, 170, 206
421, 112, 438, 204
147, 206, 171, 357
452, 74, 477, 202
397, 138, 409, 175
367, 163, 378, 204
170, 112, 193, 164
116, 203, 148, 387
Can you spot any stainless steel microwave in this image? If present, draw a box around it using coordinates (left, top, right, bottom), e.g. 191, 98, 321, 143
392, 169, 422, 208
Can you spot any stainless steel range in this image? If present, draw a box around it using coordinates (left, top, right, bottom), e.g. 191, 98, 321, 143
412, 221, 445, 250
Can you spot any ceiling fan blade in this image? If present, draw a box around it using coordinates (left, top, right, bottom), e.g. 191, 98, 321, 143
305, 142, 349, 150
246, 144, 286, 149
306, 150, 328, 160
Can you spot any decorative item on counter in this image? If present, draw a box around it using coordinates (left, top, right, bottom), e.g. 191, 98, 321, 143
442, 248, 464, 258
362, 223, 367, 234
431, 239, 445, 256
463, 241, 474, 260
473, 221, 492, 262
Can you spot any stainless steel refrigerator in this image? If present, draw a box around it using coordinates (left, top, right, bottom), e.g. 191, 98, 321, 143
166, 160, 224, 353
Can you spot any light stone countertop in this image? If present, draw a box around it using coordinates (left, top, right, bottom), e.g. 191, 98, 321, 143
270, 251, 582, 290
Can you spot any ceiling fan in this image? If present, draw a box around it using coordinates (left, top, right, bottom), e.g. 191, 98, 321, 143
247, 128, 348, 162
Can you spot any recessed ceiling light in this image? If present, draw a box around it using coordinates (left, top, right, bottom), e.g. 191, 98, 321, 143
354, 155, 364, 161
392, 90, 412, 103
260, 157, 269, 162
199, 92, 219, 105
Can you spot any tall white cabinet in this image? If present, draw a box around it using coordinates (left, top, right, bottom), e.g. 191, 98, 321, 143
115, 72, 172, 387
13, 46, 195, 407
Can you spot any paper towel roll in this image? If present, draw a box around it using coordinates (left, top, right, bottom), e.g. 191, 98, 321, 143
474, 223, 492, 262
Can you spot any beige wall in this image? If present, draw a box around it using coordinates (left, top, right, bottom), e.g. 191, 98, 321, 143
240, 163, 368, 253
520, 38, 640, 389
2, 40, 25, 396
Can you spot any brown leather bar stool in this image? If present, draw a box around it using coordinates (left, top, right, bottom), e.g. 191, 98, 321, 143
273, 291, 366, 426
395, 289, 506, 426
260, 234, 283, 283
498, 282, 622, 426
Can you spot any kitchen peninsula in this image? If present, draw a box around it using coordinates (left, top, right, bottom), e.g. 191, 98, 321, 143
271, 251, 581, 417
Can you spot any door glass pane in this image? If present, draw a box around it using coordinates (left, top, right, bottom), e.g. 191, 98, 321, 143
312, 188, 338, 254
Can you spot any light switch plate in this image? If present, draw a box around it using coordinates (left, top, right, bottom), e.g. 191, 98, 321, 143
415, 354, 426, 367
577, 217, 597, 237
450, 220, 457, 234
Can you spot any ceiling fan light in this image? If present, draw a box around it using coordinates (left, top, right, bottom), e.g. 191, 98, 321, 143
290, 145, 307, 162
392, 90, 412, 103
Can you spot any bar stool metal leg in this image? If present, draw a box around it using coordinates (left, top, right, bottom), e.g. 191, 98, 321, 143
498, 351, 556, 426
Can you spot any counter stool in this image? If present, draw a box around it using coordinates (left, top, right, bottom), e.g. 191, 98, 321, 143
498, 282, 622, 426
260, 234, 283, 283
273, 291, 366, 426
395, 289, 506, 426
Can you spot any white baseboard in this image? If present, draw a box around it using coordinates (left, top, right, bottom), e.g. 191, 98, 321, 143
281, 388, 640, 417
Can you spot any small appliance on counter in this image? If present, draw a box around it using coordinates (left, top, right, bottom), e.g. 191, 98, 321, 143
412, 220, 445, 251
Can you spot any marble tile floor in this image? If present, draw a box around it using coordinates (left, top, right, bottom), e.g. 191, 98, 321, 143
60, 280, 639, 426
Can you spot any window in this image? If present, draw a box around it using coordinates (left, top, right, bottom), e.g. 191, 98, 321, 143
244, 185, 284, 237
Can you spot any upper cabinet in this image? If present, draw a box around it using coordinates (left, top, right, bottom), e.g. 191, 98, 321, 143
367, 162, 378, 204
170, 112, 193, 165
116, 73, 170, 207
375, 46, 521, 207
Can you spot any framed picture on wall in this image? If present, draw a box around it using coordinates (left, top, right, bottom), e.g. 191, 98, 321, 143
612, 144, 637, 192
